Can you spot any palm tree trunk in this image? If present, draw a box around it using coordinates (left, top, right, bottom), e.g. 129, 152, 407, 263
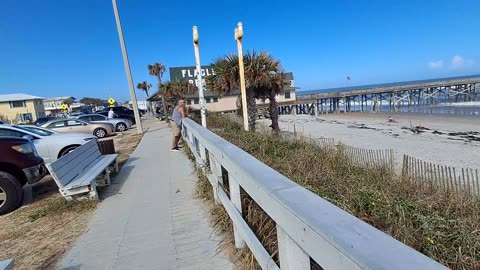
158, 76, 169, 123
268, 94, 280, 134
246, 90, 257, 132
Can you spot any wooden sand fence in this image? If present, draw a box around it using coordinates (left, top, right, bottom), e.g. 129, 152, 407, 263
338, 143, 395, 172
402, 155, 480, 198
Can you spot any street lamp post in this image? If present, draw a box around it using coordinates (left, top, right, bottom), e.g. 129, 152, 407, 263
234, 22, 249, 131
192, 26, 207, 128
112, 0, 144, 134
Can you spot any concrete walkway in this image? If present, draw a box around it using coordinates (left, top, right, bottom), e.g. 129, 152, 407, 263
59, 123, 232, 270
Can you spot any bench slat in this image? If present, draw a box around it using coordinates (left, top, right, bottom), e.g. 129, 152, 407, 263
49, 139, 98, 172
65, 154, 118, 189
54, 146, 100, 180
0, 259, 14, 270
56, 149, 101, 184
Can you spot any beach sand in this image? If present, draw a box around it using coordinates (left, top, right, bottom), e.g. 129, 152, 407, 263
260, 113, 480, 170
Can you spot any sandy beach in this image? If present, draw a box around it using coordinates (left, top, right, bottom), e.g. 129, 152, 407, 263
260, 112, 480, 170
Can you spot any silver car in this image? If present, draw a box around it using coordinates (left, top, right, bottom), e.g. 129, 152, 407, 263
0, 125, 97, 163
76, 114, 132, 132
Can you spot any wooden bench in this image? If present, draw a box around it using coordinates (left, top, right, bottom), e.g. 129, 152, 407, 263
0, 259, 14, 270
46, 139, 118, 200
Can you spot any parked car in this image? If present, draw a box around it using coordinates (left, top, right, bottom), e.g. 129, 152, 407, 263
21, 125, 60, 135
0, 125, 96, 163
76, 114, 132, 132
97, 107, 136, 125
41, 119, 115, 138
34, 116, 57, 126
0, 137, 47, 215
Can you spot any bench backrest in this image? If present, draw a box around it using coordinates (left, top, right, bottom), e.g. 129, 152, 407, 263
47, 139, 101, 188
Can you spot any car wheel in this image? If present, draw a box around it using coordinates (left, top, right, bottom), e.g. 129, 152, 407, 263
60, 146, 79, 157
94, 128, 107, 138
116, 123, 127, 132
0, 171, 24, 215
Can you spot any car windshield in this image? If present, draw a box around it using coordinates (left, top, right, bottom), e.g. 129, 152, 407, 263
13, 125, 51, 136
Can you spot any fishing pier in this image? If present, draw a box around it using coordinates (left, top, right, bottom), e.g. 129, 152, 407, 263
279, 76, 480, 115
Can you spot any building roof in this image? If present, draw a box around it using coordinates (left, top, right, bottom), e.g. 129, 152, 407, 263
44, 96, 75, 101
0, 93, 44, 102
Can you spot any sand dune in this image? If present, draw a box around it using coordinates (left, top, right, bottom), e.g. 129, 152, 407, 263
260, 113, 480, 170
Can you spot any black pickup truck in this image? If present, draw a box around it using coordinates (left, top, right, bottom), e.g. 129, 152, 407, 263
0, 137, 46, 215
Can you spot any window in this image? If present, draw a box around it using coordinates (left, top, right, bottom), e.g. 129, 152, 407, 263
194, 99, 199, 104
79, 116, 91, 121
9, 100, 26, 108
206, 98, 211, 104
20, 113, 33, 123
190, 99, 195, 105
67, 120, 83, 126
0, 128, 23, 137
92, 115, 106, 121
213, 97, 218, 103
48, 121, 65, 128
284, 91, 291, 99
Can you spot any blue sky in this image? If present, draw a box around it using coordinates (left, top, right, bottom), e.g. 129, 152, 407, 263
1, 0, 479, 102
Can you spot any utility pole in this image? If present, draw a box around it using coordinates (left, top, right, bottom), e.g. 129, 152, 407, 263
235, 22, 249, 131
192, 26, 207, 128
112, 0, 143, 134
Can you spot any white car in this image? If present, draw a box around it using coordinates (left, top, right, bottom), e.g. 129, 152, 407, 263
76, 114, 132, 132
0, 125, 96, 164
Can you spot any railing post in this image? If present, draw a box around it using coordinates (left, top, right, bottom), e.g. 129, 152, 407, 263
199, 143, 207, 164
229, 175, 246, 248
277, 225, 310, 270
208, 153, 221, 205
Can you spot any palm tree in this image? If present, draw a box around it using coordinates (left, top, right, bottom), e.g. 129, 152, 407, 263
136, 81, 152, 97
160, 80, 198, 115
207, 51, 285, 132
148, 63, 168, 119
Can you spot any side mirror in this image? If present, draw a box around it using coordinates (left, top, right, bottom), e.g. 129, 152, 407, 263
23, 135, 34, 140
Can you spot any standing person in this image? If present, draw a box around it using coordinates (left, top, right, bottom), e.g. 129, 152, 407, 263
108, 108, 117, 119
171, 98, 186, 152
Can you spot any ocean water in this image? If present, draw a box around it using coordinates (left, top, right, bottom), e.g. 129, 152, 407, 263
330, 104, 480, 117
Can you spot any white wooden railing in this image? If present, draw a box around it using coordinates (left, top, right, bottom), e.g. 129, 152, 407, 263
182, 118, 448, 270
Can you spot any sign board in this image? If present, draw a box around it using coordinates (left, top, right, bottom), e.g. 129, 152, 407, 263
108, 98, 115, 107
169, 66, 215, 87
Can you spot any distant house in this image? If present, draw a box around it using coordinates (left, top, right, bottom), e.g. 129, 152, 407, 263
0, 93, 45, 124
43, 96, 74, 116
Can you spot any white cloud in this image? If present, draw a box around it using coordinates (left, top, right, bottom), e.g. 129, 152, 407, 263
428, 60, 444, 69
451, 55, 474, 69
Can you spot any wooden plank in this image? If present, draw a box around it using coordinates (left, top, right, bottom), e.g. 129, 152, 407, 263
229, 175, 246, 248
448, 167, 455, 193
465, 168, 472, 195
49, 139, 98, 171
476, 169, 480, 198
55, 146, 100, 179
277, 225, 310, 270
452, 168, 458, 193
58, 152, 101, 185
65, 155, 117, 189
0, 259, 14, 270
217, 189, 280, 270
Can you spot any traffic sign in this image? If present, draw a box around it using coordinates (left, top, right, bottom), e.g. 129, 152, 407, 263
61, 104, 68, 110
108, 98, 115, 105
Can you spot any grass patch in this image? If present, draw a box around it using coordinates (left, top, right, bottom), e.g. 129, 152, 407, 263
198, 113, 480, 270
